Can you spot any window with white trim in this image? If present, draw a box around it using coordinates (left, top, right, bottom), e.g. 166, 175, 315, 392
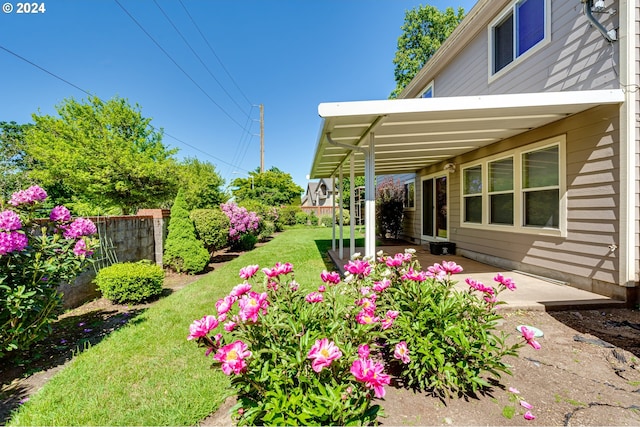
491, 0, 548, 75
461, 136, 564, 234
403, 179, 415, 210
419, 81, 434, 98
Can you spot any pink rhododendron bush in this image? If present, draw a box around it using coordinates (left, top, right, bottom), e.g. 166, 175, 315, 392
0, 186, 99, 356
189, 249, 540, 425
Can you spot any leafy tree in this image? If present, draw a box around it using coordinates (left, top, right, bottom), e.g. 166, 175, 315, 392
177, 157, 228, 210
0, 121, 35, 201
376, 176, 405, 239
390, 5, 466, 98
231, 167, 303, 206
25, 96, 179, 214
340, 176, 366, 210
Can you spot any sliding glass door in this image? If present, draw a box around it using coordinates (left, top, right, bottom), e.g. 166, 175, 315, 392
422, 175, 448, 240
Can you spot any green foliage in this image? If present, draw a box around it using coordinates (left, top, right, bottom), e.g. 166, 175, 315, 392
96, 260, 164, 304
340, 176, 365, 209
278, 205, 302, 226
232, 233, 258, 251
231, 167, 303, 206
376, 177, 404, 238
190, 208, 230, 253
294, 211, 309, 225
0, 121, 35, 201
164, 190, 210, 274
336, 209, 350, 226
0, 187, 98, 357
177, 158, 228, 210
25, 96, 179, 214
320, 215, 333, 227
190, 263, 385, 425
374, 252, 522, 397
390, 5, 466, 98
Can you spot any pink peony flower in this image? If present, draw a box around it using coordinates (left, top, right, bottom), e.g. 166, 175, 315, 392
320, 270, 341, 285
466, 278, 495, 295
305, 291, 324, 303
350, 358, 391, 398
224, 321, 237, 332
262, 262, 293, 278
402, 268, 427, 282
238, 292, 268, 322
307, 338, 342, 372
214, 340, 252, 375
372, 278, 391, 292
521, 326, 541, 350
344, 259, 372, 277
0, 210, 22, 231
187, 315, 219, 340
49, 206, 71, 222
357, 344, 370, 359
356, 309, 379, 325
440, 260, 463, 274
318, 285, 326, 293
216, 295, 237, 315
230, 283, 252, 297
355, 297, 376, 312
394, 341, 410, 364
494, 272, 516, 290
239, 264, 259, 279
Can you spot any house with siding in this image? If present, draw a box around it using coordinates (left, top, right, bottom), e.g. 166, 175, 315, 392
300, 178, 337, 217
309, 0, 638, 304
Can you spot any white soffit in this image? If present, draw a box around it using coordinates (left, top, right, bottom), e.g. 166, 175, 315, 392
309, 89, 624, 178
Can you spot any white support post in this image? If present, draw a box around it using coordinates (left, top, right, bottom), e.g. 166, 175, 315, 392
339, 165, 344, 259
331, 175, 336, 252
364, 133, 376, 258
350, 154, 355, 258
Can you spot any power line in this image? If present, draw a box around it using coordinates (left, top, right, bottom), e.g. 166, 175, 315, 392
152, 0, 251, 120
0, 43, 251, 174
178, 0, 253, 107
114, 0, 251, 133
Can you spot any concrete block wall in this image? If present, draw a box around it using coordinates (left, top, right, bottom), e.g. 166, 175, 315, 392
59, 210, 170, 308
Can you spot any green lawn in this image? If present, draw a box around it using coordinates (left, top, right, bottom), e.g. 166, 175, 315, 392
9, 227, 362, 426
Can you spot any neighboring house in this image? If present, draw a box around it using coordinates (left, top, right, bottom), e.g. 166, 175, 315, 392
309, 0, 638, 304
301, 178, 337, 217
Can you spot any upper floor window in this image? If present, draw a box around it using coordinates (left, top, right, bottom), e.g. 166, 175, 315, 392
419, 81, 434, 98
491, 0, 548, 75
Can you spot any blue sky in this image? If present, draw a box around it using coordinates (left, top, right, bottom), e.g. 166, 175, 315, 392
0, 0, 477, 191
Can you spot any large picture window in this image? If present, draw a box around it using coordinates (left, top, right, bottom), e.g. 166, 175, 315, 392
491, 0, 548, 74
461, 136, 564, 235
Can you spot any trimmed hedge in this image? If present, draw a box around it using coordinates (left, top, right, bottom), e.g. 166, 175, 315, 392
96, 261, 164, 304
190, 208, 230, 253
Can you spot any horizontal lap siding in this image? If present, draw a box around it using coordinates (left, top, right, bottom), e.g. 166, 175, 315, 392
434, 0, 619, 98
447, 106, 620, 284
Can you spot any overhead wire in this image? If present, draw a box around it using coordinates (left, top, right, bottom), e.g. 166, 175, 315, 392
0, 43, 251, 174
113, 0, 251, 134
152, 0, 251, 120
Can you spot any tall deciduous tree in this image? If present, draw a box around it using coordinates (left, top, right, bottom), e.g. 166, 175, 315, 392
390, 5, 466, 98
0, 121, 35, 201
26, 96, 179, 214
177, 157, 228, 210
231, 167, 303, 206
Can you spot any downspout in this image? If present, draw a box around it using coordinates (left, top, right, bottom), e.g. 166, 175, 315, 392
581, 0, 617, 42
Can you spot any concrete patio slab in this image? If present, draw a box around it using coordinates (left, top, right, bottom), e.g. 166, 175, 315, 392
328, 243, 626, 312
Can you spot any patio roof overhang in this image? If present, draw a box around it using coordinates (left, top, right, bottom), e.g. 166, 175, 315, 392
309, 89, 625, 179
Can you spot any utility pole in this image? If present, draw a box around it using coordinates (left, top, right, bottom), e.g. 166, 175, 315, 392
260, 103, 264, 173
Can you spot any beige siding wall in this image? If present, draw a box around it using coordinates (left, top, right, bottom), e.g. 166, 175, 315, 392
403, 106, 622, 295
433, 0, 619, 98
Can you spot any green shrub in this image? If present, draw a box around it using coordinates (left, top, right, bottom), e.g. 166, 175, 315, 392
320, 215, 333, 227
231, 233, 258, 251
190, 208, 230, 252
257, 220, 276, 242
308, 210, 318, 226
278, 205, 301, 226
376, 177, 404, 238
96, 260, 164, 304
164, 189, 210, 274
294, 211, 309, 225
239, 200, 279, 239
335, 209, 350, 226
